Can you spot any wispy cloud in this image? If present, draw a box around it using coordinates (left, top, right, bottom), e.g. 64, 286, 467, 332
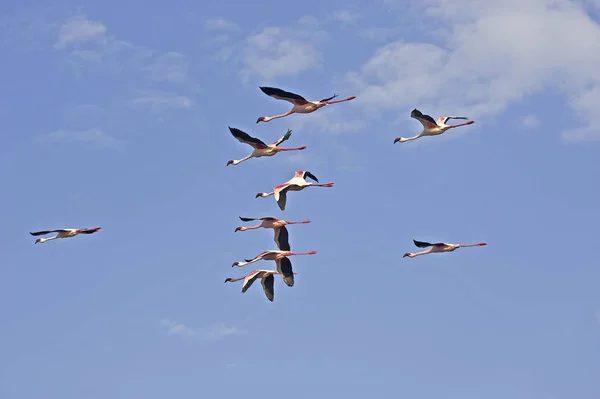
204, 17, 239, 31
344, 0, 600, 143
333, 10, 360, 25
40, 128, 125, 151
142, 52, 188, 82
51, 13, 190, 84
284, 106, 366, 135
160, 319, 246, 340
522, 114, 540, 128
53, 15, 106, 50
225, 361, 239, 368
130, 90, 194, 113
213, 16, 328, 82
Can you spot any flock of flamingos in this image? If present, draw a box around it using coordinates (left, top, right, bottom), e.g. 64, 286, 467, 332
29, 86, 487, 302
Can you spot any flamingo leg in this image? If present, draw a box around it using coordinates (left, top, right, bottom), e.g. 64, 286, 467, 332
324, 96, 356, 104
448, 121, 474, 128
278, 146, 307, 152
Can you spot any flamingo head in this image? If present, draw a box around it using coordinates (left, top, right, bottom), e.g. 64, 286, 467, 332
234, 227, 244, 232
231, 261, 242, 267
256, 116, 268, 123
224, 278, 234, 283
34, 238, 42, 244
403, 252, 413, 258
226, 160, 235, 166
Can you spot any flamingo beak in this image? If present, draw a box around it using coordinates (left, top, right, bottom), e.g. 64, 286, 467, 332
234, 227, 242, 232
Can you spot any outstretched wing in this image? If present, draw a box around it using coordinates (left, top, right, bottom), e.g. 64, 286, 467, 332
319, 94, 337, 102
271, 129, 292, 146
245, 251, 268, 263
242, 270, 261, 293
29, 229, 67, 236
259, 87, 308, 105
239, 216, 275, 222
276, 188, 288, 211
228, 127, 268, 149
261, 274, 275, 302
413, 239, 434, 248
411, 109, 438, 129
303, 171, 319, 182
274, 225, 291, 251
276, 256, 295, 287
78, 227, 101, 234
437, 116, 468, 125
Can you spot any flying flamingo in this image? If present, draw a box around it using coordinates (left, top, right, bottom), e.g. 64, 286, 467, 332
255, 170, 334, 211
226, 127, 306, 166
394, 109, 475, 143
235, 216, 311, 251
256, 86, 356, 123
224, 269, 296, 302
403, 239, 487, 258
29, 226, 101, 244
231, 249, 317, 287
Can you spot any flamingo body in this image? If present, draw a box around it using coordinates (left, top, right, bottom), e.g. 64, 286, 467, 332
255, 170, 334, 211
29, 226, 102, 244
394, 109, 475, 143
403, 239, 487, 258
256, 87, 356, 123
226, 127, 306, 166
235, 216, 311, 251
231, 249, 317, 287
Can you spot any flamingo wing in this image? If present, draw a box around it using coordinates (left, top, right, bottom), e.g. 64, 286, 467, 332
303, 171, 319, 183
413, 239, 434, 248
437, 116, 468, 125
239, 216, 276, 222
271, 129, 292, 146
245, 251, 268, 262
275, 188, 288, 211
319, 94, 338, 102
276, 256, 295, 287
259, 87, 308, 105
411, 109, 438, 129
274, 225, 291, 251
78, 227, 101, 234
29, 229, 68, 236
241, 270, 261, 293
261, 274, 275, 302
228, 127, 268, 149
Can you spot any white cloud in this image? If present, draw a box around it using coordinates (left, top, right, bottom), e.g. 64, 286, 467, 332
161, 319, 246, 340
40, 128, 125, 151
52, 14, 190, 83
333, 10, 360, 24
285, 106, 367, 135
53, 15, 106, 50
204, 17, 239, 31
142, 52, 188, 82
344, 0, 600, 142
240, 16, 328, 81
130, 90, 194, 113
522, 115, 540, 128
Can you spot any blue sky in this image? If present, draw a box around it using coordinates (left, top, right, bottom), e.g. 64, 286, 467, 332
1, 0, 600, 397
